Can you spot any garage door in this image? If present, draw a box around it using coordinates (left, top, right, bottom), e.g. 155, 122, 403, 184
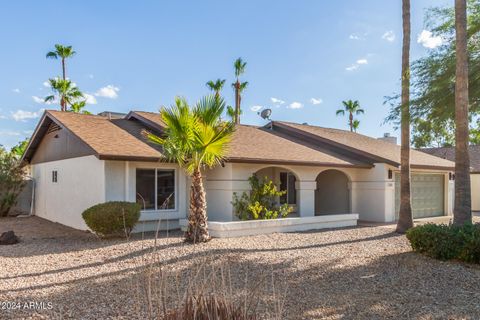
395, 173, 444, 219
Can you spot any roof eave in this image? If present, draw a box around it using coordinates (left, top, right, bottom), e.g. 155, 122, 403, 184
226, 157, 374, 168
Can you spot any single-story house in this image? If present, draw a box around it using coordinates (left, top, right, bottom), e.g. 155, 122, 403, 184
421, 146, 480, 212
21, 110, 455, 233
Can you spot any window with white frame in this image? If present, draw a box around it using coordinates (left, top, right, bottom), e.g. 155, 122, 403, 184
136, 169, 175, 210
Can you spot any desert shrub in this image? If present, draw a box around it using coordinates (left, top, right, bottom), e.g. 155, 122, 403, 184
82, 201, 141, 238
232, 175, 292, 220
406, 223, 480, 263
0, 147, 26, 217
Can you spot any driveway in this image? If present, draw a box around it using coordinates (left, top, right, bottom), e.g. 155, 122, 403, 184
0, 216, 479, 319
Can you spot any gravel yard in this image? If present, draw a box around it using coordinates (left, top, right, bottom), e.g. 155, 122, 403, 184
1, 216, 480, 319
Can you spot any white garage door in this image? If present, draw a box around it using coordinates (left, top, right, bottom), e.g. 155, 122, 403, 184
395, 173, 445, 219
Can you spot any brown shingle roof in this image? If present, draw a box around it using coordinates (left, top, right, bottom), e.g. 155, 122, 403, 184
274, 121, 455, 170
421, 146, 480, 173
227, 125, 371, 167
24, 110, 456, 170
127, 111, 166, 130
47, 111, 163, 161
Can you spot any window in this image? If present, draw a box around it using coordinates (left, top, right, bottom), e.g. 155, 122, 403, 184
52, 170, 58, 183
280, 172, 296, 205
136, 169, 175, 210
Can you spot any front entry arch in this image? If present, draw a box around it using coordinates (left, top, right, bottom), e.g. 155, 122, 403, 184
315, 169, 350, 215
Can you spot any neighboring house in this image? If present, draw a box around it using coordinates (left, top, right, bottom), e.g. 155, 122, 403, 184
22, 110, 455, 232
421, 146, 480, 212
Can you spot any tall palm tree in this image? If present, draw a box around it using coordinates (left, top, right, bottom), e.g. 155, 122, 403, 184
206, 79, 226, 97
352, 119, 360, 132
146, 95, 235, 242
45, 78, 83, 112
232, 58, 248, 124
336, 100, 364, 131
453, 0, 472, 225
46, 44, 76, 81
396, 0, 414, 233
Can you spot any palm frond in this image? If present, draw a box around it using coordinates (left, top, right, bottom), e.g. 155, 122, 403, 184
336, 109, 345, 116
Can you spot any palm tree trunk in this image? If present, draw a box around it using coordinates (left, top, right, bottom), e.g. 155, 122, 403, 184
62, 58, 66, 81
234, 81, 240, 124
453, 0, 472, 225
396, 0, 414, 233
185, 169, 210, 242
349, 112, 353, 132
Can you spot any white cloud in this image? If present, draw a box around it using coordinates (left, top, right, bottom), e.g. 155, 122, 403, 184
0, 114, 7, 119
12, 88, 20, 93
88, 74, 94, 79
310, 98, 323, 105
382, 30, 395, 42
417, 30, 443, 49
349, 34, 360, 40
0, 130, 20, 136
250, 105, 262, 112
95, 85, 120, 99
83, 93, 97, 104
346, 58, 368, 71
270, 97, 285, 105
11, 109, 44, 122
23, 130, 34, 135
43, 81, 50, 88
287, 102, 303, 109
345, 64, 359, 71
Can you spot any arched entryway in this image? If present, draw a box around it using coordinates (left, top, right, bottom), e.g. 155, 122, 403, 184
315, 169, 350, 215
255, 166, 299, 214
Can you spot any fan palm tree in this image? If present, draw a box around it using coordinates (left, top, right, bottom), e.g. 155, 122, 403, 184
146, 95, 235, 242
396, 0, 414, 233
206, 79, 226, 98
232, 58, 248, 124
45, 78, 83, 112
352, 119, 360, 132
453, 0, 472, 225
70, 100, 91, 114
336, 100, 365, 132
46, 44, 76, 81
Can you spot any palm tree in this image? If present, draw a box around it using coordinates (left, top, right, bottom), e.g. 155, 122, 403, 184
352, 119, 360, 132
46, 44, 76, 81
336, 100, 365, 131
206, 79, 226, 97
45, 78, 83, 112
453, 0, 472, 225
70, 100, 91, 114
146, 95, 235, 242
232, 58, 248, 124
396, 0, 414, 233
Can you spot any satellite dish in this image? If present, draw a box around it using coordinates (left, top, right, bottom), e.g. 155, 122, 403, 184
258, 108, 272, 120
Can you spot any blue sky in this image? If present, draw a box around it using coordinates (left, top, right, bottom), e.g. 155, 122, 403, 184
0, 0, 450, 149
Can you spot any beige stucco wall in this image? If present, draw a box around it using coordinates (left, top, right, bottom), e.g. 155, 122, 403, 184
31, 155, 106, 230
205, 163, 397, 222
472, 174, 480, 211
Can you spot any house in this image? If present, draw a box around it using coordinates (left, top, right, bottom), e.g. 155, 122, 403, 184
421, 146, 480, 212
21, 110, 455, 233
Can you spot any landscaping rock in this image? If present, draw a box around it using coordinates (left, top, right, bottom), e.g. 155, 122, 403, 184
0, 230, 19, 245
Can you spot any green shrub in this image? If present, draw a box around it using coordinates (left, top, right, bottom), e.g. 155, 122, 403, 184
0, 147, 26, 217
82, 202, 141, 238
232, 175, 292, 220
406, 223, 480, 263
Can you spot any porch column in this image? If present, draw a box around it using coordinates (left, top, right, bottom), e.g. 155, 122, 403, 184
296, 180, 316, 217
